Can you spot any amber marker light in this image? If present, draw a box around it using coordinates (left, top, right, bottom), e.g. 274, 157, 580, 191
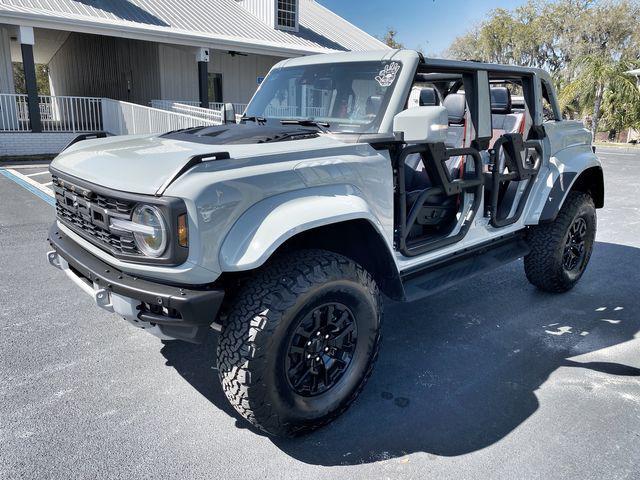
177, 213, 188, 247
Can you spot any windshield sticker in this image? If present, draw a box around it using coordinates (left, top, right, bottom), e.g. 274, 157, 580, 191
375, 62, 401, 87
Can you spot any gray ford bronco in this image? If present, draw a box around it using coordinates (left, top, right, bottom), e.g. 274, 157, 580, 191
47, 50, 604, 436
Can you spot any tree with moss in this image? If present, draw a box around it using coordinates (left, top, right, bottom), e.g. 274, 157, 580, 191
382, 27, 404, 49
445, 0, 640, 139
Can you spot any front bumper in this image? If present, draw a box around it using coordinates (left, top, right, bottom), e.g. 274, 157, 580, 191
47, 223, 224, 343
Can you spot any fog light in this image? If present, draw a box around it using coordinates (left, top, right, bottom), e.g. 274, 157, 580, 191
177, 213, 188, 248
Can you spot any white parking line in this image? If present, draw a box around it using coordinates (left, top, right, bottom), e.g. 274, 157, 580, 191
0, 163, 50, 169
4, 168, 54, 197
26, 171, 51, 177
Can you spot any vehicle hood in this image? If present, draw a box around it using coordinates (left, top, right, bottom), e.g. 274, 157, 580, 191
50, 126, 351, 195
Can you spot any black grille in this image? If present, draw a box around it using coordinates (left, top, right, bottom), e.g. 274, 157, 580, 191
94, 194, 134, 215
52, 175, 140, 256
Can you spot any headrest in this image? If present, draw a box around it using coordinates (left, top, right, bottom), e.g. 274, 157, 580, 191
443, 93, 466, 124
366, 95, 382, 116
490, 87, 512, 114
419, 87, 439, 107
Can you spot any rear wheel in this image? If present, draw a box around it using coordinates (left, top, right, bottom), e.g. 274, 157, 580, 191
524, 191, 596, 292
216, 249, 382, 436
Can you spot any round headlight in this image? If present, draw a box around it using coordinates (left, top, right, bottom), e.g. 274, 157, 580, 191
131, 205, 167, 257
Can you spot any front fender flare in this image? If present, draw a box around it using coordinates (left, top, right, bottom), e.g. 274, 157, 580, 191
219, 184, 389, 272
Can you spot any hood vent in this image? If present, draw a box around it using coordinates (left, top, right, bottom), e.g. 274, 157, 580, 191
161, 123, 318, 145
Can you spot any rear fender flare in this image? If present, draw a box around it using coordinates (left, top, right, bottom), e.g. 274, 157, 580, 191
525, 144, 602, 224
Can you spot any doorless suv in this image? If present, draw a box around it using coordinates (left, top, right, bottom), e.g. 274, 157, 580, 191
47, 50, 604, 436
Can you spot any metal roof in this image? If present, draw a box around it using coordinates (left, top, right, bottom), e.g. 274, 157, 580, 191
0, 0, 387, 56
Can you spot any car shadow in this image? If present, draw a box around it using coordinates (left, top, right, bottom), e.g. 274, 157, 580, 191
159, 241, 640, 465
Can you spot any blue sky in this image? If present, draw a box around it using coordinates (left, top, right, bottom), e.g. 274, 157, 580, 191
318, 0, 528, 55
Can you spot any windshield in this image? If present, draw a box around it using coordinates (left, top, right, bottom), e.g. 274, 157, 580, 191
244, 61, 402, 134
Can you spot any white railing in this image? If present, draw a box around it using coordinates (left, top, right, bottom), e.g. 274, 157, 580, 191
102, 99, 217, 135
151, 99, 249, 125
39, 95, 103, 132
261, 106, 327, 118
152, 100, 248, 117
209, 102, 248, 115
264, 106, 298, 117
0, 94, 30, 132
1, 94, 104, 133
150, 99, 201, 111
155, 101, 223, 124
177, 103, 225, 123
1, 95, 230, 135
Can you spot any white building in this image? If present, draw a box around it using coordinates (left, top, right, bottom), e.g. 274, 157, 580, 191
0, 0, 386, 154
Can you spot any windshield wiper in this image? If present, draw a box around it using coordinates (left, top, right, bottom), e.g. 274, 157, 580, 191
241, 116, 266, 124
280, 119, 330, 132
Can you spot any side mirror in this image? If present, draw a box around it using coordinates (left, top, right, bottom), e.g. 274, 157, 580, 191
223, 103, 236, 124
393, 106, 448, 143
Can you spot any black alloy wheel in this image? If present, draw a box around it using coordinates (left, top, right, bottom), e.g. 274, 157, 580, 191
563, 217, 588, 272
285, 302, 358, 397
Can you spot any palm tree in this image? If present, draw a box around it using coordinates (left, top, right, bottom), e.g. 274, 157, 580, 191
600, 79, 640, 141
559, 56, 640, 140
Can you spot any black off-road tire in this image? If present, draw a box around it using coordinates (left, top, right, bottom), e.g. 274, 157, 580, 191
525, 191, 596, 293
216, 249, 382, 436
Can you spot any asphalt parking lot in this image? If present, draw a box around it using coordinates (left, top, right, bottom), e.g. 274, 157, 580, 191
1, 146, 639, 479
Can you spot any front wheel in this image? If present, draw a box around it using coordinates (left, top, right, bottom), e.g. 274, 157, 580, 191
525, 191, 596, 292
216, 249, 382, 436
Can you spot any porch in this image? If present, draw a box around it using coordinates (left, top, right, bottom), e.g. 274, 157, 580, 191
0, 22, 271, 154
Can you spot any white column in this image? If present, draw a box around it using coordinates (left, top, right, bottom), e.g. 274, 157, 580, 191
0, 25, 19, 130
0, 26, 15, 94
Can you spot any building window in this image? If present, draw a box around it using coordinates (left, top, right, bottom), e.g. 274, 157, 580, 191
208, 73, 223, 103
276, 0, 298, 31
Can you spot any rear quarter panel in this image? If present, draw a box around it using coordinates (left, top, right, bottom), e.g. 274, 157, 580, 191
524, 120, 601, 224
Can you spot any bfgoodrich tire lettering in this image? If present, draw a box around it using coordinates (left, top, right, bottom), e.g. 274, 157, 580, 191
216, 249, 382, 436
525, 191, 596, 293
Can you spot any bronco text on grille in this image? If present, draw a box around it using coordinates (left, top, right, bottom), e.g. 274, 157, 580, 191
52, 175, 140, 256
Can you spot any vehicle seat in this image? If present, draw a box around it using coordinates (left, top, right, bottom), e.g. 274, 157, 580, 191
488, 87, 529, 220
365, 95, 382, 118
419, 87, 439, 106
489, 87, 524, 147
442, 93, 469, 178
407, 86, 440, 109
